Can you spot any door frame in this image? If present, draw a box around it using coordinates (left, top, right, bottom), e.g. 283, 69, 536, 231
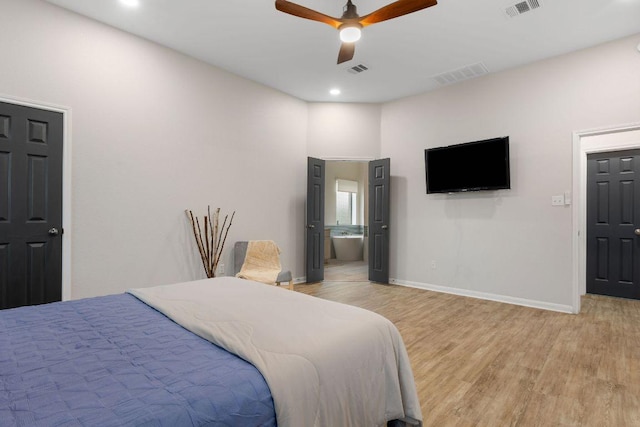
0, 94, 72, 302
572, 122, 640, 313
317, 156, 374, 281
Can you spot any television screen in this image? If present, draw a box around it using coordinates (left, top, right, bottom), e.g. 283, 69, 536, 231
425, 137, 510, 194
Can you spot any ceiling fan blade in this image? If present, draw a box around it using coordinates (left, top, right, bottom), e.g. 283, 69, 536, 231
275, 0, 343, 29
337, 42, 355, 64
359, 0, 437, 27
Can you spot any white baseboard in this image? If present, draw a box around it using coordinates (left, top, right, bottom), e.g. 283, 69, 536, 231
293, 275, 573, 314
389, 278, 574, 314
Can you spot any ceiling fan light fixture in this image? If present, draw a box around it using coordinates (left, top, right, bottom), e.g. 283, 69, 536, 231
275, 0, 439, 63
339, 25, 362, 43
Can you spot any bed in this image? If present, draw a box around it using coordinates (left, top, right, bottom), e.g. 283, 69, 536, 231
1, 277, 422, 426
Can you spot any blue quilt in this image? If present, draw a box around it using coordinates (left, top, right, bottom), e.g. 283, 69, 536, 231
0, 294, 276, 427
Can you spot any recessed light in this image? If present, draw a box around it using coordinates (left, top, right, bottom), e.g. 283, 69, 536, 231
330, 88, 341, 96
120, 0, 140, 7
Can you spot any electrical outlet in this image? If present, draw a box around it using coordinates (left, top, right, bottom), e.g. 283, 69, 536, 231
217, 263, 225, 276
551, 195, 565, 206
430, 260, 437, 269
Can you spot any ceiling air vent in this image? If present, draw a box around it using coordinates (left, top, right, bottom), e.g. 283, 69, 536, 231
347, 64, 369, 74
432, 63, 489, 86
505, 0, 542, 18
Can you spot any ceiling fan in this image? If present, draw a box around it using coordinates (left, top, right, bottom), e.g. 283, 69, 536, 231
275, 0, 438, 64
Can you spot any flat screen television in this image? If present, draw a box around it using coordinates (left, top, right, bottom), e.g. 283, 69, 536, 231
425, 136, 510, 194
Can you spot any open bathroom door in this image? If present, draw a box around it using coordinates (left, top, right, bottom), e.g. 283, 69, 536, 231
306, 157, 325, 283
368, 158, 390, 284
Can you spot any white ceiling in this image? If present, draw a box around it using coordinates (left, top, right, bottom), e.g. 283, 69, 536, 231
45, 0, 640, 103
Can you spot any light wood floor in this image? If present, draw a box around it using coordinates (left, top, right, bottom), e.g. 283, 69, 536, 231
324, 259, 368, 282
297, 280, 640, 426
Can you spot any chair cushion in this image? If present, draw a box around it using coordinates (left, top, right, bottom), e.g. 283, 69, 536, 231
276, 270, 292, 283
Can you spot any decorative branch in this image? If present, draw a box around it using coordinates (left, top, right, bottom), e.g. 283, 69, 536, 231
186, 206, 235, 278
215, 211, 234, 269
187, 210, 208, 277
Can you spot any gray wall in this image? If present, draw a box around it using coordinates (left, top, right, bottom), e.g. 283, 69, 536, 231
380, 34, 640, 309
1, 0, 308, 299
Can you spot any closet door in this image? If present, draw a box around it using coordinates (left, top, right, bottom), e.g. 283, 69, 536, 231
587, 150, 640, 299
0, 102, 63, 309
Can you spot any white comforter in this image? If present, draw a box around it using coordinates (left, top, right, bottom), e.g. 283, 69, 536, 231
129, 277, 422, 427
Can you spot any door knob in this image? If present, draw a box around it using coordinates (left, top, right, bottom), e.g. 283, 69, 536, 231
382, 225, 388, 230
635, 229, 640, 236
48, 227, 59, 236
307, 224, 315, 229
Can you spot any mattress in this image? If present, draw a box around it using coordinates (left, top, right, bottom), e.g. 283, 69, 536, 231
0, 294, 276, 427
130, 277, 423, 427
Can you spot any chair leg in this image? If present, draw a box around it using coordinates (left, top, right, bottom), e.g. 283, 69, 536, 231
274, 280, 294, 290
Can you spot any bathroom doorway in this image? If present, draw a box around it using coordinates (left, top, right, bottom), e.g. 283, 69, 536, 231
324, 160, 369, 282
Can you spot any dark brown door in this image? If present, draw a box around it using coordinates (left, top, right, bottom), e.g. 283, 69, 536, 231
587, 150, 640, 299
0, 102, 63, 309
306, 157, 325, 283
368, 158, 390, 284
